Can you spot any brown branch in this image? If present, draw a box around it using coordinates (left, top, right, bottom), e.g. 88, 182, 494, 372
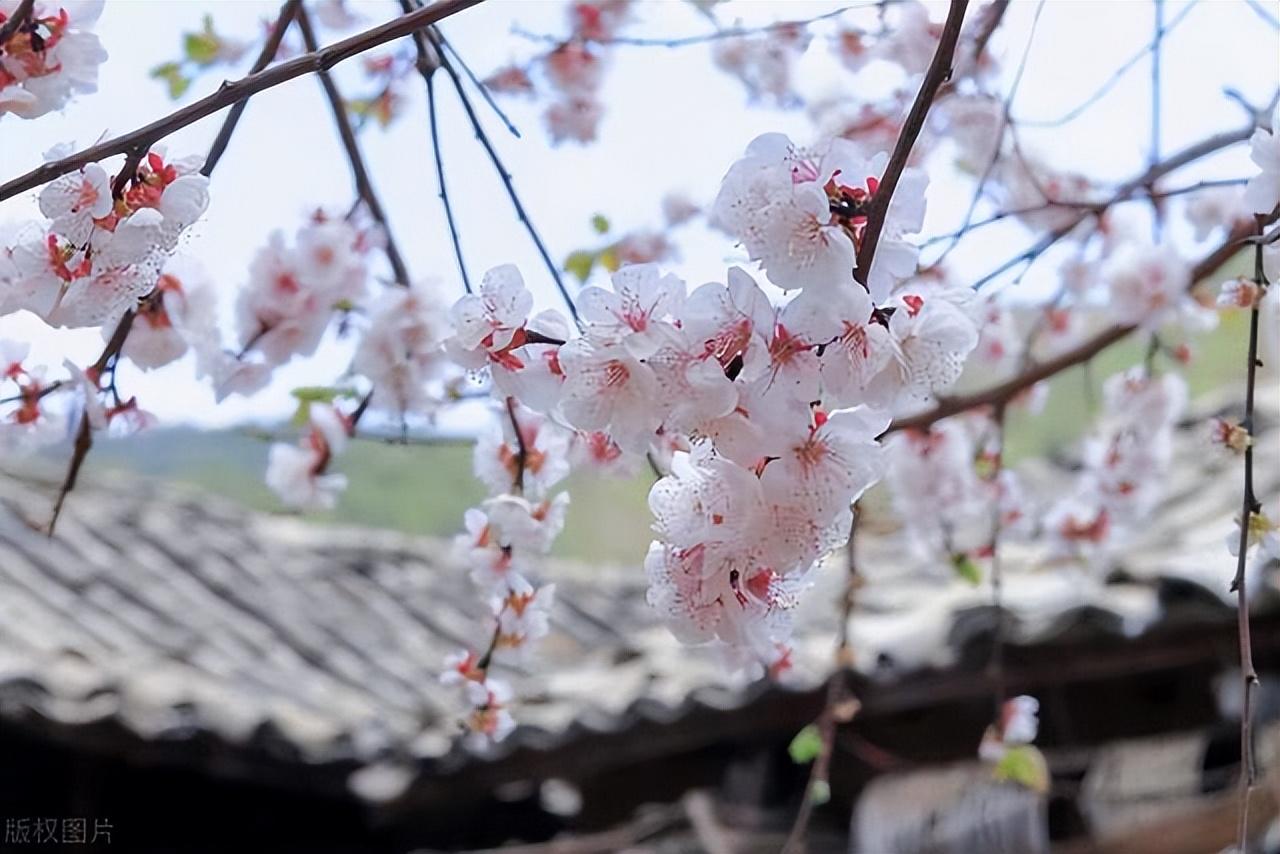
426, 25, 582, 324
969, 119, 1260, 291
108, 146, 148, 200
1232, 215, 1267, 850
396, 1, 472, 293
511, 2, 885, 49
0, 0, 34, 45
891, 218, 1256, 433
855, 0, 970, 285
294, 5, 411, 287
46, 308, 137, 536
505, 396, 528, 495
0, 0, 484, 203
202, 0, 302, 178
966, 0, 1009, 72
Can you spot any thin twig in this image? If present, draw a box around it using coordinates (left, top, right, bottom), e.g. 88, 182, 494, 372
968, 118, 1263, 291
397, 4, 472, 293
202, 0, 302, 178
891, 218, 1258, 433
0, 0, 483, 202
437, 35, 520, 138
855, 0, 970, 285
425, 71, 471, 293
109, 146, 148, 200
1231, 215, 1267, 850
933, 0, 1044, 266
295, 5, 411, 287
1013, 0, 1198, 127
47, 308, 137, 536
505, 396, 528, 495
1149, 0, 1165, 240
1244, 0, 1280, 29
510, 2, 889, 49
0, 0, 35, 45
426, 24, 582, 324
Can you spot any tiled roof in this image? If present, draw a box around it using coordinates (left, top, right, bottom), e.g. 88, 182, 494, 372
0, 388, 1274, 805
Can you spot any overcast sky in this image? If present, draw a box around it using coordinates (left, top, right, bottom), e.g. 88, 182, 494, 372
1, 0, 1275, 428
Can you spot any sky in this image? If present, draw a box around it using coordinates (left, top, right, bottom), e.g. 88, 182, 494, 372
0, 0, 1276, 429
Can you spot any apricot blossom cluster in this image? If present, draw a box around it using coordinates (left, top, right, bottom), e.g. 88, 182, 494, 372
0, 0, 107, 119
442, 131, 981, 681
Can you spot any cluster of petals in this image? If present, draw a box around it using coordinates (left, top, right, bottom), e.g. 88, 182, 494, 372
886, 414, 1028, 572
1104, 243, 1213, 332
1044, 370, 1187, 566
2, 149, 209, 330
351, 280, 453, 418
711, 21, 810, 107
0, 0, 107, 119
0, 338, 63, 450
440, 248, 977, 670
979, 694, 1040, 762
441, 403, 570, 744
208, 215, 372, 399
264, 403, 350, 511
1244, 103, 1280, 216
483, 1, 631, 144
711, 132, 927, 302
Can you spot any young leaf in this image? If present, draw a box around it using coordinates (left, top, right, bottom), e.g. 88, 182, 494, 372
788, 723, 823, 764
809, 779, 831, 806
183, 21, 221, 66
150, 62, 191, 99
599, 245, 620, 273
993, 745, 1049, 794
590, 213, 610, 234
291, 386, 354, 404
564, 250, 596, 283
951, 552, 982, 585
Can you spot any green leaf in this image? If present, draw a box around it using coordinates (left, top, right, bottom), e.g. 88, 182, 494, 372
290, 400, 312, 428
951, 553, 982, 585
590, 213, 610, 234
599, 245, 620, 273
183, 30, 221, 65
993, 745, 1049, 794
788, 724, 823, 764
564, 250, 596, 283
290, 386, 355, 404
150, 62, 191, 99
809, 779, 831, 806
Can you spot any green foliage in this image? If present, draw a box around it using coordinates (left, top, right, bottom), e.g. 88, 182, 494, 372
289, 386, 357, 425
564, 250, 596, 283
590, 213, 611, 234
809, 779, 831, 805
951, 552, 982, 585
788, 723, 823, 764
993, 744, 1049, 793
183, 15, 222, 66
149, 62, 191, 99
598, 245, 620, 273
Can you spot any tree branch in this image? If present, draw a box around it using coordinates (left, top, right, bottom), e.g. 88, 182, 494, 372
1231, 215, 1267, 850
202, 0, 303, 178
890, 219, 1256, 433
0, 0, 483, 203
855, 0, 970, 285
0, 0, 34, 45
295, 4, 411, 287
396, 2, 472, 293
426, 25, 582, 324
